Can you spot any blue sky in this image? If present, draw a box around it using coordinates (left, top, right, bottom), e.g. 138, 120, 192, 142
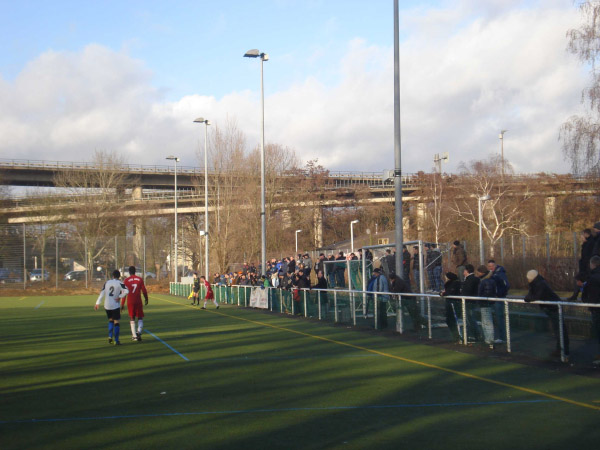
0, 0, 589, 174
2, 0, 413, 99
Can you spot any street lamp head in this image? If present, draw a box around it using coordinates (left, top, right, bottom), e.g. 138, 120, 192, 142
351, 220, 359, 225
244, 49, 268, 61
244, 49, 260, 58
479, 194, 491, 201
194, 117, 210, 124
296, 229, 302, 233
166, 155, 180, 162
499, 130, 508, 139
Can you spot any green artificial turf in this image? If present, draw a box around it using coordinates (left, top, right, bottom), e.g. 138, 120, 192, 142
1, 294, 599, 450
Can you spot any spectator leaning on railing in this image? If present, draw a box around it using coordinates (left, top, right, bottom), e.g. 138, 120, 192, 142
488, 259, 509, 344
585, 255, 600, 366
524, 269, 569, 361
367, 268, 389, 328
461, 264, 481, 343
441, 272, 462, 343
390, 272, 425, 331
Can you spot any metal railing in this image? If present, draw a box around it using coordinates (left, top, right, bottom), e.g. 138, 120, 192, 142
170, 281, 600, 365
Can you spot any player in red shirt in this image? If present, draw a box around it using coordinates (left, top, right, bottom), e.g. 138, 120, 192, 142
121, 266, 149, 341
200, 275, 219, 309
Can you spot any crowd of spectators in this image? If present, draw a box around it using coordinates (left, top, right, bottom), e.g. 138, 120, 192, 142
203, 220, 600, 365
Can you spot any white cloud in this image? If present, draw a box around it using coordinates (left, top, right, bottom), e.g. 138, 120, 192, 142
0, 3, 589, 175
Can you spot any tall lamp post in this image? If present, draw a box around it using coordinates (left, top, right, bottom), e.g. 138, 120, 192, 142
478, 194, 491, 264
166, 155, 180, 282
393, 0, 404, 279
499, 130, 508, 181
350, 220, 359, 252
194, 117, 211, 278
295, 229, 302, 254
244, 48, 269, 276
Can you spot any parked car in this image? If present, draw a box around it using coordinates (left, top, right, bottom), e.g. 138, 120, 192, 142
64, 270, 86, 281
30, 269, 50, 282
119, 267, 156, 279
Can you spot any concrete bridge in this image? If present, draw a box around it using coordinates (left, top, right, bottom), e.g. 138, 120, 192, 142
1, 158, 598, 247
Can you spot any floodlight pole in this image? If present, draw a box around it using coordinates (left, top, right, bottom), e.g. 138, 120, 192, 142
194, 118, 211, 279
166, 156, 179, 282
393, 0, 404, 278
244, 49, 268, 276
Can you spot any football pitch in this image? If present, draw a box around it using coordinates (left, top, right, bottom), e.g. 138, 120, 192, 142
2, 294, 600, 450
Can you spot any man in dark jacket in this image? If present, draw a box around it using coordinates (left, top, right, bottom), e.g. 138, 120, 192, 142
390, 273, 424, 331
524, 270, 570, 361
312, 269, 329, 317
461, 264, 481, 342
402, 245, 411, 285
569, 229, 595, 300
335, 252, 346, 288
441, 272, 462, 342
488, 259, 509, 343
592, 222, 600, 258
585, 256, 600, 365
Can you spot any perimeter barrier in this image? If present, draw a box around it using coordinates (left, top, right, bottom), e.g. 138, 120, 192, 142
170, 282, 600, 365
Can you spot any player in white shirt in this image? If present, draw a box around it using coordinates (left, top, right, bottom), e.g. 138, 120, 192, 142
94, 270, 129, 345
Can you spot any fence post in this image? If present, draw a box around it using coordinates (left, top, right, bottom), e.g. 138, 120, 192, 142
334, 290, 338, 323
303, 289, 307, 318
505, 300, 511, 353
280, 289, 283, 314
374, 293, 378, 330
558, 304, 566, 362
318, 291, 321, 320
396, 295, 404, 334
462, 297, 467, 345
352, 291, 356, 326
427, 296, 432, 339
23, 223, 26, 290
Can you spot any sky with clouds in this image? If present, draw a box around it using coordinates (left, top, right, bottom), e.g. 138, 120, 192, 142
0, 0, 590, 175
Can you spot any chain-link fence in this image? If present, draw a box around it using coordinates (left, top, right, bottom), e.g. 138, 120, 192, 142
0, 224, 177, 290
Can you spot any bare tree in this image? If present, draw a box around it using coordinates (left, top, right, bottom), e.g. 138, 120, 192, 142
449, 155, 532, 257
561, 1, 600, 175
53, 150, 129, 276
415, 170, 452, 244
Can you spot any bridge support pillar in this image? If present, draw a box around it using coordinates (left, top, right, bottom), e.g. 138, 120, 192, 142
281, 209, 291, 229
313, 207, 323, 248
544, 196, 556, 234
132, 186, 144, 265
416, 202, 427, 241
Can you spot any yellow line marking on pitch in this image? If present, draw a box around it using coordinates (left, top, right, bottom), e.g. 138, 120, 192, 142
18, 297, 26, 301
152, 294, 600, 412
